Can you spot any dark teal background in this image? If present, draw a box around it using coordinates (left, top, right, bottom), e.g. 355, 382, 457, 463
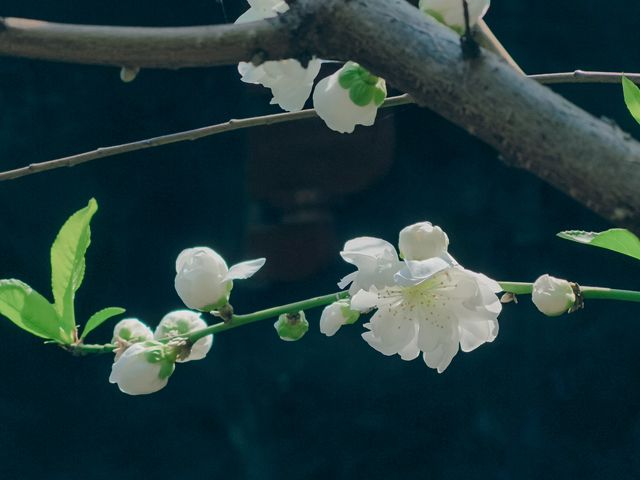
1, 1, 640, 478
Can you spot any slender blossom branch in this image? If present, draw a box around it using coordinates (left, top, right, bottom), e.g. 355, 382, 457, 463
0, 95, 411, 181
65, 283, 640, 356
0, 70, 637, 182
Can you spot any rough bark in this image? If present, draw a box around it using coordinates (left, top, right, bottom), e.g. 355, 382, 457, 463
0, 1, 639, 230
294, 0, 640, 230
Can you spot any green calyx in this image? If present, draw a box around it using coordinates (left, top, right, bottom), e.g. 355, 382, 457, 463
142, 341, 177, 379
274, 311, 309, 341
202, 283, 233, 312
338, 301, 360, 325
338, 63, 387, 107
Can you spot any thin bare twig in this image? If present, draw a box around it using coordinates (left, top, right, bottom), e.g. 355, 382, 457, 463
0, 70, 636, 182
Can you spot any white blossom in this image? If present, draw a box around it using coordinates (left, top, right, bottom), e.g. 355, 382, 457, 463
399, 221, 450, 261
109, 341, 176, 395
338, 236, 402, 297
419, 0, 490, 31
354, 265, 501, 373
154, 310, 213, 362
532, 274, 575, 317
312, 62, 387, 134
174, 247, 265, 311
319, 299, 360, 337
112, 318, 153, 344
235, 0, 321, 111
341, 222, 501, 373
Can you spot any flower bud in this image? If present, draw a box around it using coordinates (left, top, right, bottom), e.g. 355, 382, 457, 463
274, 311, 309, 341
319, 299, 360, 337
175, 247, 231, 311
531, 274, 576, 317
312, 62, 386, 134
399, 222, 450, 261
112, 318, 153, 344
109, 341, 176, 395
154, 310, 213, 362
174, 247, 266, 312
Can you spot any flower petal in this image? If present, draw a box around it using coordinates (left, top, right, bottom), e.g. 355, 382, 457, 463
350, 289, 379, 312
225, 258, 266, 281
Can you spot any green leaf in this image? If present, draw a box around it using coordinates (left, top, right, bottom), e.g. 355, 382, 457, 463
622, 76, 640, 125
557, 228, 640, 261
0, 279, 68, 342
50, 199, 98, 338
80, 307, 125, 340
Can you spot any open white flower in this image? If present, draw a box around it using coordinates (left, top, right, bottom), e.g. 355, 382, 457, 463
109, 341, 176, 395
354, 265, 501, 373
112, 318, 153, 344
313, 62, 387, 133
340, 222, 501, 372
154, 310, 213, 362
532, 274, 576, 317
174, 247, 265, 311
338, 237, 402, 297
235, 0, 321, 111
419, 0, 490, 32
319, 299, 360, 337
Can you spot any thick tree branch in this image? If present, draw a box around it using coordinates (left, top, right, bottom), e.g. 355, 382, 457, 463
2, 3, 640, 231
0, 16, 298, 68
294, 0, 640, 231
0, 72, 635, 183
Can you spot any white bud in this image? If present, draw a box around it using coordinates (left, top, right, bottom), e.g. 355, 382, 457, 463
399, 222, 449, 261
109, 341, 176, 395
531, 274, 576, 317
154, 310, 213, 362
112, 318, 153, 344
174, 247, 231, 311
174, 247, 265, 311
319, 299, 361, 337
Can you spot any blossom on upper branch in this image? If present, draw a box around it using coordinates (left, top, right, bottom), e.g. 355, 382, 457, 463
419, 0, 490, 33
235, 0, 322, 112
313, 62, 387, 134
340, 222, 501, 373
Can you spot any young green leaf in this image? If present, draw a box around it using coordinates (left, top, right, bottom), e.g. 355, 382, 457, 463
622, 76, 640, 125
0, 279, 69, 343
80, 307, 125, 340
50, 198, 98, 339
557, 228, 640, 261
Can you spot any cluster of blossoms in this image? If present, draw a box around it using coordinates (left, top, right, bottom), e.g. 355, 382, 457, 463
109, 311, 213, 395
109, 247, 265, 395
108, 221, 579, 395
321, 221, 503, 372
235, 0, 489, 133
